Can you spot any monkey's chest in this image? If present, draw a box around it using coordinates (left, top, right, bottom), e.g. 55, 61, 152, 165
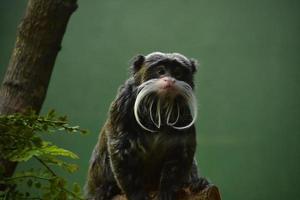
135, 133, 183, 186
138, 133, 180, 158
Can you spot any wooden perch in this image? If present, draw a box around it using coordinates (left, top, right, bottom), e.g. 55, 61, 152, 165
112, 185, 221, 200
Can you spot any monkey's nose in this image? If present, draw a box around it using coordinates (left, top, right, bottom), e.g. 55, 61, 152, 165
162, 77, 176, 84
160, 77, 176, 89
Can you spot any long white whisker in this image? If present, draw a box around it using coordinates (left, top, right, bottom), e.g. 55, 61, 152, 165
172, 93, 197, 130
166, 104, 173, 126
167, 103, 180, 126
156, 99, 161, 128
134, 99, 155, 132
134, 78, 198, 132
149, 100, 160, 128
134, 80, 159, 133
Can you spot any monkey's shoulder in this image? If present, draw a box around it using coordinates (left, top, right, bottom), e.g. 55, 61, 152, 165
109, 78, 137, 126
114, 78, 136, 103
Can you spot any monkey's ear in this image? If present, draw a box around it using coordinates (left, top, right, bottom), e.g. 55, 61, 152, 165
130, 54, 145, 74
190, 58, 198, 74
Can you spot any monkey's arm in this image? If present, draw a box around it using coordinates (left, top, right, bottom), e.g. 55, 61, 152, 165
158, 140, 195, 200
178, 141, 209, 193
188, 159, 210, 193
108, 133, 149, 200
111, 185, 222, 200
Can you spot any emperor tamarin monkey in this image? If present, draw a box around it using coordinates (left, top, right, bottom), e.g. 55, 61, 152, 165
85, 52, 209, 200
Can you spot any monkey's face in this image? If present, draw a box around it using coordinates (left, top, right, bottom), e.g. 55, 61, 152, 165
131, 52, 198, 132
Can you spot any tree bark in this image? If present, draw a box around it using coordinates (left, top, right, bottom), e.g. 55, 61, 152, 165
112, 185, 222, 200
0, 0, 77, 182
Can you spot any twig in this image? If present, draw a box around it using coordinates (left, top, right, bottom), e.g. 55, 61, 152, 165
61, 188, 84, 200
34, 156, 84, 200
33, 156, 56, 176
4, 175, 54, 182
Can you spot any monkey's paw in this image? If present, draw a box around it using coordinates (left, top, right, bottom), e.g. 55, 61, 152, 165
189, 177, 210, 193
127, 191, 150, 200
157, 190, 176, 200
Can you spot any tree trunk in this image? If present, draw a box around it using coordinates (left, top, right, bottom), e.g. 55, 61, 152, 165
0, 0, 77, 182
112, 185, 222, 200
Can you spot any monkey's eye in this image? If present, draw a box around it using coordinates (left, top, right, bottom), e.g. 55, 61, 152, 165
173, 68, 182, 79
157, 67, 166, 75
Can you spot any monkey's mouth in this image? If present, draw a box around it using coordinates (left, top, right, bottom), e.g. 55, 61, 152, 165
134, 79, 197, 132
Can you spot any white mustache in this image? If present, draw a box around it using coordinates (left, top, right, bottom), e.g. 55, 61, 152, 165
133, 78, 197, 132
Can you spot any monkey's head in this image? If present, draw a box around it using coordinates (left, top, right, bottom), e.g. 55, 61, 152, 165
131, 52, 198, 132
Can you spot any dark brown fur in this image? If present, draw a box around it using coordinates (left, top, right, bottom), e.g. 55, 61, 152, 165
85, 52, 209, 200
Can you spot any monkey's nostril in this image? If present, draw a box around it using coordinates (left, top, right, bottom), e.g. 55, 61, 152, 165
162, 77, 175, 83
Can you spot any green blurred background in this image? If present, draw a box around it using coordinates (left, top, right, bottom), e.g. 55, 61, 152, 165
1, 0, 300, 199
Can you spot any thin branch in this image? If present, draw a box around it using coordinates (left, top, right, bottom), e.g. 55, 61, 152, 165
33, 156, 56, 176
61, 188, 84, 200
37, 118, 67, 125
19, 197, 42, 200
3, 175, 54, 182
34, 156, 84, 199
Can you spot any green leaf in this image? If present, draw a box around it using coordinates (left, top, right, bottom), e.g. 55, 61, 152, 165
62, 163, 79, 173
40, 144, 79, 159
58, 115, 68, 122
80, 129, 89, 135
32, 137, 43, 147
57, 190, 67, 200
47, 109, 56, 119
38, 155, 79, 173
57, 178, 66, 188
25, 192, 30, 197
0, 165, 5, 177
35, 182, 41, 188
8, 141, 79, 162
11, 170, 52, 182
0, 109, 87, 199
73, 182, 81, 194
27, 179, 33, 187
9, 147, 41, 162
42, 124, 48, 131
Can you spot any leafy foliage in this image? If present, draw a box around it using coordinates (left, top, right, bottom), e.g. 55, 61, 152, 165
0, 110, 88, 200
